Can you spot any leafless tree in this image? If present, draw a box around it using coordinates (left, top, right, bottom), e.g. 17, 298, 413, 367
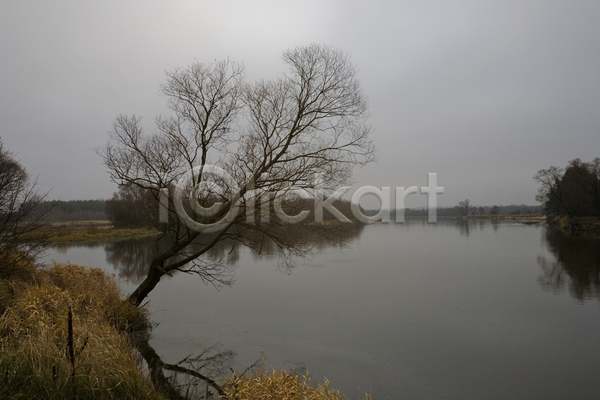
99, 44, 375, 306
534, 159, 600, 218
457, 199, 473, 217
534, 165, 569, 217
105, 184, 158, 228
0, 138, 49, 279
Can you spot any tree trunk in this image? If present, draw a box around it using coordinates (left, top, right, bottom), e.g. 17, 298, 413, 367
131, 332, 188, 400
128, 265, 163, 306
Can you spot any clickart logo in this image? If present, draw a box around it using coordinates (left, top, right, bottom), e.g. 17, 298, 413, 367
158, 165, 444, 233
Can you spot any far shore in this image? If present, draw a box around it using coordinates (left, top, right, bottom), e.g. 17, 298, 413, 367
40, 220, 159, 243
447, 214, 547, 223
41, 214, 600, 244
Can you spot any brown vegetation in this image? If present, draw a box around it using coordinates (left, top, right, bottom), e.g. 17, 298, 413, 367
547, 215, 600, 233
1, 262, 363, 400
44, 226, 159, 243
0, 263, 161, 399
223, 368, 371, 400
453, 214, 547, 223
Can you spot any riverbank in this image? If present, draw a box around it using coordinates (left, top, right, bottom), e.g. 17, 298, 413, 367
546, 216, 600, 233
41, 221, 160, 243
1, 262, 363, 399
446, 215, 547, 224
0, 263, 161, 399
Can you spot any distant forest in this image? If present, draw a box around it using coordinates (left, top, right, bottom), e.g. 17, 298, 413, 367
39, 200, 107, 222
401, 204, 542, 217
37, 197, 541, 224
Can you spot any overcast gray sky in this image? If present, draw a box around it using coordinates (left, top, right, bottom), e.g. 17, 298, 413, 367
1, 0, 599, 207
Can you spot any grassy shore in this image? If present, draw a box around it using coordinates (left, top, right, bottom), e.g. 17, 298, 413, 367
546, 215, 600, 233
223, 368, 369, 400
45, 228, 160, 243
449, 214, 547, 223
1, 262, 364, 399
39, 221, 159, 243
0, 263, 163, 399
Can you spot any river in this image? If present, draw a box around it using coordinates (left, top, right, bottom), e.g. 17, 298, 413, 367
43, 219, 600, 399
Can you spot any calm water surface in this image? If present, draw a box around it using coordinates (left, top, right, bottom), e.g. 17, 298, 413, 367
43, 220, 600, 399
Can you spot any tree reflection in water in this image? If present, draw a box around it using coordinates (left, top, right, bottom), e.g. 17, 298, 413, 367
104, 224, 365, 284
131, 329, 260, 399
51, 225, 364, 397
105, 236, 158, 283
538, 227, 600, 302
454, 219, 501, 237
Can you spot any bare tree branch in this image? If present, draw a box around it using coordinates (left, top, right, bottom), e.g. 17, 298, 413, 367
97, 45, 375, 306
0, 138, 51, 279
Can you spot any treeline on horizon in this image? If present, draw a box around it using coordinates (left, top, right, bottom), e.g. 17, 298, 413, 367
38, 199, 107, 222
102, 185, 367, 229
37, 196, 542, 224
36, 156, 600, 225
401, 204, 542, 217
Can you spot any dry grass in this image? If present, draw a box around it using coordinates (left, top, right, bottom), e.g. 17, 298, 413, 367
1, 264, 369, 399
0, 263, 163, 400
548, 216, 600, 233
43, 228, 159, 244
222, 368, 370, 400
0, 250, 37, 282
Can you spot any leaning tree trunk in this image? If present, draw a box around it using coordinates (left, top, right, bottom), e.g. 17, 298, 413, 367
128, 264, 164, 306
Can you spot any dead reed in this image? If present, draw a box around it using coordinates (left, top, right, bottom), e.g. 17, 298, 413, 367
222, 368, 371, 400
43, 228, 159, 244
1, 263, 368, 399
0, 263, 163, 399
